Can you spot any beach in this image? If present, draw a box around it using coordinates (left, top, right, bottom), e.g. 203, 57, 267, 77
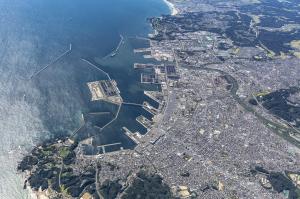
163, 0, 179, 15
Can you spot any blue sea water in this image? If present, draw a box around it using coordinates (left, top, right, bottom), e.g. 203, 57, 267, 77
0, 0, 169, 198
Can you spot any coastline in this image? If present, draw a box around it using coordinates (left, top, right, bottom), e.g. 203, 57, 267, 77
20, 1, 174, 198
163, 0, 179, 15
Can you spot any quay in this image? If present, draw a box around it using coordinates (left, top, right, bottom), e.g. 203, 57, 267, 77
134, 63, 164, 69
97, 142, 122, 154
133, 48, 151, 53
122, 102, 143, 107
144, 91, 164, 104
136, 115, 153, 130
142, 101, 158, 115
122, 127, 142, 144
140, 73, 161, 84
70, 122, 85, 138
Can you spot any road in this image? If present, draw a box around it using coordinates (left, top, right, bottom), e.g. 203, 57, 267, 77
183, 64, 300, 148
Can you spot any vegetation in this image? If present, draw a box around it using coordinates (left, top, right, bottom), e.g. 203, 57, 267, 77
121, 170, 176, 199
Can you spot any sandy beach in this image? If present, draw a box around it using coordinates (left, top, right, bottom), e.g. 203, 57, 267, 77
163, 0, 179, 15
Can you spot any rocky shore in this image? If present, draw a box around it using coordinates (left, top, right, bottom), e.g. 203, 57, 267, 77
17, 138, 176, 199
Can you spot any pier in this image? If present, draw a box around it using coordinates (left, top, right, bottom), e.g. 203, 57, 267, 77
99, 104, 122, 131
144, 91, 164, 104
80, 58, 112, 80
122, 127, 142, 144
30, 43, 72, 79
122, 102, 143, 107
133, 48, 151, 53
136, 115, 153, 130
113, 34, 124, 56
143, 101, 158, 115
141, 73, 161, 84
102, 34, 124, 59
88, 112, 111, 115
129, 36, 149, 41
70, 122, 85, 138
97, 142, 122, 154
133, 63, 163, 69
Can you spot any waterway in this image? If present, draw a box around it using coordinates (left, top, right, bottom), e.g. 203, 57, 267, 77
0, 0, 169, 198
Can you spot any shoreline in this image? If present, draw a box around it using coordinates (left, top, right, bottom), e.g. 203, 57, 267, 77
20, 1, 175, 198
163, 0, 179, 15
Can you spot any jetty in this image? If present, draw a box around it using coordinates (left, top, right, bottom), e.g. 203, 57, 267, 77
30, 43, 72, 79
80, 58, 112, 80
133, 48, 151, 53
143, 101, 158, 115
88, 112, 111, 115
122, 102, 143, 107
136, 115, 153, 130
133, 63, 163, 69
122, 127, 142, 144
129, 36, 149, 41
102, 34, 124, 59
99, 104, 122, 131
144, 91, 164, 104
97, 142, 122, 154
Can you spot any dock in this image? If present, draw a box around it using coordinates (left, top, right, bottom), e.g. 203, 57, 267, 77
122, 127, 141, 144
70, 122, 85, 138
133, 36, 150, 41
133, 48, 151, 53
97, 142, 122, 154
136, 115, 153, 130
144, 91, 164, 104
88, 112, 111, 115
134, 63, 163, 69
122, 102, 143, 107
141, 73, 161, 84
143, 101, 158, 115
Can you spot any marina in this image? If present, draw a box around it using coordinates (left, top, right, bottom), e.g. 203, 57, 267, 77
0, 0, 170, 197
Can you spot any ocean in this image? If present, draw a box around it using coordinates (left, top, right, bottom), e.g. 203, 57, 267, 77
0, 0, 169, 198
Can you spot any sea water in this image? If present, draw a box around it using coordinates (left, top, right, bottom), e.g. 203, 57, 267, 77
0, 0, 169, 198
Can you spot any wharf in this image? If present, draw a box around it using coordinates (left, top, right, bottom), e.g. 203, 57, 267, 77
144, 91, 164, 104
133, 48, 151, 53
134, 63, 164, 69
122, 127, 142, 144
97, 142, 122, 154
143, 101, 158, 115
136, 115, 153, 130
